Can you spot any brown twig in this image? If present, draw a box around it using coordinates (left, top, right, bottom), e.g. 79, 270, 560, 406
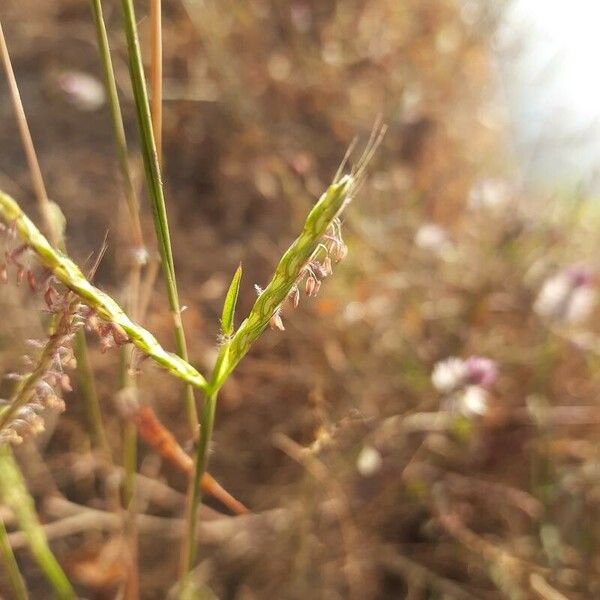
131, 404, 249, 515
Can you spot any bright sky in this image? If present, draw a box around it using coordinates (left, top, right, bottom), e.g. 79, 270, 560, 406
497, 0, 600, 185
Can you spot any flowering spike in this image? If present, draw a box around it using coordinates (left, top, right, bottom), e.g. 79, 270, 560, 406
212, 174, 356, 389
0, 190, 210, 392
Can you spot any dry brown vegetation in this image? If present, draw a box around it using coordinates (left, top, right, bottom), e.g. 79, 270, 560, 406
1, 1, 600, 598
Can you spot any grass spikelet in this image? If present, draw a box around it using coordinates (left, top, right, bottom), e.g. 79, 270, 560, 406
182, 135, 382, 583
0, 295, 78, 442
0, 190, 209, 392
213, 173, 355, 389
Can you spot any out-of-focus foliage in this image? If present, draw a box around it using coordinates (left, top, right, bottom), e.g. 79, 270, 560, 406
2, 0, 600, 598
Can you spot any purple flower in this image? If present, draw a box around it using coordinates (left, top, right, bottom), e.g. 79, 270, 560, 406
464, 356, 498, 389
535, 266, 596, 324
565, 265, 595, 288
432, 355, 498, 393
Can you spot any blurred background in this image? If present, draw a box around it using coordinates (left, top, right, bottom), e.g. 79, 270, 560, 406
2, 0, 600, 598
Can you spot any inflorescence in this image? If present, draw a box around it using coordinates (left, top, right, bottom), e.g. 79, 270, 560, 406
267, 217, 349, 332
0, 229, 130, 444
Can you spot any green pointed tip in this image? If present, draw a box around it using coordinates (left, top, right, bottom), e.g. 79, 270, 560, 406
220, 263, 243, 337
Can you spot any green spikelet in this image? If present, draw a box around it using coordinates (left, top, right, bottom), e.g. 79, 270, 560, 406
213, 174, 354, 389
0, 190, 209, 392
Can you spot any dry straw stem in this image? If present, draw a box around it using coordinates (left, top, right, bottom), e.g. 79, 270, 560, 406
0, 190, 209, 392
2, 13, 109, 463
1, 22, 104, 595
132, 404, 248, 515
0, 21, 53, 239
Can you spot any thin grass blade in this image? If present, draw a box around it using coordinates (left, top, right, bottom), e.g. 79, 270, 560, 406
0, 446, 75, 599
119, 0, 198, 430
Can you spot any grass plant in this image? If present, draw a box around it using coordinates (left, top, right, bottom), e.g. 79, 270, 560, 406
0, 4, 379, 596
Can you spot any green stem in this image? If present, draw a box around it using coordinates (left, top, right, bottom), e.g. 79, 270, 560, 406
121, 404, 139, 600
0, 446, 75, 599
90, 5, 145, 595
181, 390, 217, 584
180, 174, 357, 581
0, 514, 28, 600
122, 421, 137, 508
74, 328, 109, 455
119, 0, 198, 432
90, 0, 144, 251
119, 346, 138, 509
